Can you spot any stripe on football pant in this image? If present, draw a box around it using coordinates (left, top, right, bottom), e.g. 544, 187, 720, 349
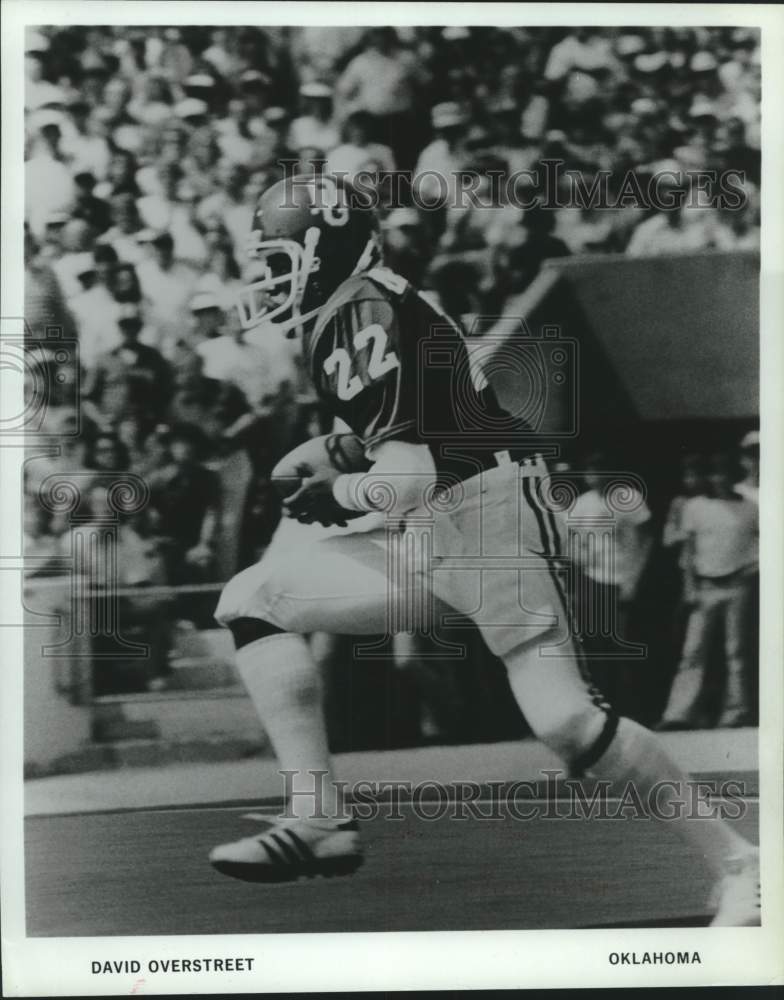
523, 476, 612, 715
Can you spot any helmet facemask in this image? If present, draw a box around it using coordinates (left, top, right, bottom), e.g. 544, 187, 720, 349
235, 227, 322, 334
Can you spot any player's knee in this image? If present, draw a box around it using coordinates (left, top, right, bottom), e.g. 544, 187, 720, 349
214, 561, 287, 638
225, 616, 287, 650
529, 706, 612, 767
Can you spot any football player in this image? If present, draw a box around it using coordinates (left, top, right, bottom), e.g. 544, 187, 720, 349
209, 174, 759, 924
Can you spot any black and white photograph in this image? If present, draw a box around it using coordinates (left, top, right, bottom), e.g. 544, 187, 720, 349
1, 2, 783, 995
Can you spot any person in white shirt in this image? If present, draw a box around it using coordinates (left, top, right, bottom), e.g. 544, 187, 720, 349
68, 255, 123, 371
192, 291, 298, 410
659, 454, 758, 729
50, 218, 95, 300
626, 177, 734, 258
25, 116, 76, 239
101, 187, 148, 266
60, 97, 111, 180
334, 28, 425, 170
335, 28, 420, 121
288, 83, 340, 155
413, 102, 469, 210
136, 231, 200, 358
732, 429, 760, 727
196, 161, 252, 259
544, 28, 619, 84
326, 112, 396, 189
24, 33, 63, 113
137, 163, 208, 266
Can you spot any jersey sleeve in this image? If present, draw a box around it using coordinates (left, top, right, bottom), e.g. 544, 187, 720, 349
311, 282, 416, 449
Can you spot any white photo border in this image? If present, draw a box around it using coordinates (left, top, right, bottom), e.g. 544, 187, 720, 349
2, 2, 782, 994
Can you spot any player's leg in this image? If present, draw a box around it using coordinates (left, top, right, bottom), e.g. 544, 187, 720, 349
717, 580, 752, 728
659, 584, 717, 729
209, 525, 398, 881
439, 462, 758, 924
498, 495, 759, 925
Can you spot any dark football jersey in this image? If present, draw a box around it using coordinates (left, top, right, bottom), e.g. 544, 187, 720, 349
305, 268, 538, 483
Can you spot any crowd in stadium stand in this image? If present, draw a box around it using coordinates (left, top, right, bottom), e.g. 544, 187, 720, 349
23, 26, 760, 732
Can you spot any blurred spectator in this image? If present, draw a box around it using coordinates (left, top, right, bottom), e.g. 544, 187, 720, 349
74, 483, 172, 695
61, 96, 111, 179
544, 29, 620, 88
187, 289, 226, 353
252, 106, 295, 169
137, 163, 209, 265
23, 500, 63, 579
495, 202, 571, 304
107, 262, 148, 309
147, 423, 221, 585
25, 31, 64, 111
659, 453, 758, 729
198, 236, 244, 313
167, 351, 249, 446
413, 102, 469, 221
381, 208, 431, 287
101, 186, 147, 265
136, 231, 200, 356
193, 291, 298, 409
71, 170, 112, 234
127, 73, 176, 128
735, 430, 759, 505
326, 111, 396, 187
292, 145, 327, 177
196, 161, 252, 257
215, 97, 259, 166
24, 224, 78, 344
116, 415, 167, 479
439, 154, 521, 262
36, 212, 70, 265
426, 259, 483, 325
335, 27, 426, 170
626, 176, 729, 257
82, 303, 172, 428
87, 430, 131, 474
68, 251, 123, 368
663, 455, 708, 552
289, 83, 340, 154
96, 149, 140, 200
97, 77, 145, 154
734, 429, 760, 727
50, 219, 96, 299
25, 113, 76, 239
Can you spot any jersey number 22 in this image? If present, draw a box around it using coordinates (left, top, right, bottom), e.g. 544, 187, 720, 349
323, 324, 400, 401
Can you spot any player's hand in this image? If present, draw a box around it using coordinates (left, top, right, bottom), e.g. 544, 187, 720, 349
282, 470, 361, 527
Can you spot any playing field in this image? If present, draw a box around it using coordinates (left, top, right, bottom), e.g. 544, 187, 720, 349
25, 749, 758, 936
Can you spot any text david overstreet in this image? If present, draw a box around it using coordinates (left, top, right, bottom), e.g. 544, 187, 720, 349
91, 958, 255, 974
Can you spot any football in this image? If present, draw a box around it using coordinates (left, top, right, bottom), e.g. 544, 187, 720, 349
270, 433, 369, 500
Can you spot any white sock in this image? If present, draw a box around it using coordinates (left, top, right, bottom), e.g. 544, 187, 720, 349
236, 633, 345, 823
590, 717, 753, 874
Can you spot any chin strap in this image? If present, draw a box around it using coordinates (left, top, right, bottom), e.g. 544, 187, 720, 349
351, 234, 382, 277
287, 306, 320, 340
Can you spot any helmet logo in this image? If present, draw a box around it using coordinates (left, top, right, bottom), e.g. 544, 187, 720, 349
305, 176, 349, 227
